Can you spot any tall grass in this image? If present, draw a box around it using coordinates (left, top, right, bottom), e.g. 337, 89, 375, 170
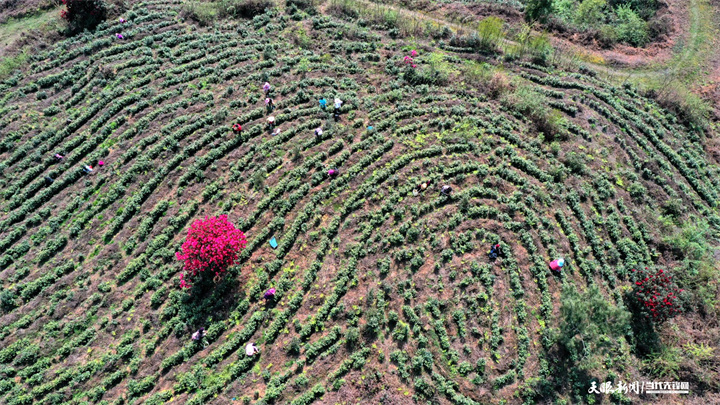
477, 16, 503, 51
0, 51, 28, 81
183, 0, 276, 25
328, 0, 448, 38
505, 24, 552, 64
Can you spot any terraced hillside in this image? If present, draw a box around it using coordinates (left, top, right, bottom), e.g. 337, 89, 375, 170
0, 1, 718, 404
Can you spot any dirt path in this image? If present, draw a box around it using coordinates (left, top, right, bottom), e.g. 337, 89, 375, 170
337, 0, 718, 85
587, 0, 714, 81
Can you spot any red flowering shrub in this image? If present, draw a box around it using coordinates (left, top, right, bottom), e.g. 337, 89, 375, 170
61, 0, 107, 33
176, 215, 247, 288
631, 267, 683, 323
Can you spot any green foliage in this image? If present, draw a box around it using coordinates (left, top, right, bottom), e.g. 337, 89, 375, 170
643, 345, 681, 379
477, 17, 504, 51
575, 0, 606, 26
627, 181, 646, 200
0, 4, 717, 405
615, 5, 649, 46
559, 283, 631, 368
62, 0, 108, 33
286, 0, 319, 13
184, 0, 275, 25
501, 85, 565, 138
662, 218, 716, 312
0, 51, 28, 81
0, 289, 17, 313
526, 0, 554, 22
404, 52, 454, 86
563, 151, 586, 174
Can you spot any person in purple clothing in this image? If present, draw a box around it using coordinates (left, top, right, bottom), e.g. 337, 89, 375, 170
192, 328, 206, 341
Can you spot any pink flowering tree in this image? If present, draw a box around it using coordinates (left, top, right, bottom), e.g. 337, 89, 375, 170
631, 267, 683, 323
176, 215, 247, 289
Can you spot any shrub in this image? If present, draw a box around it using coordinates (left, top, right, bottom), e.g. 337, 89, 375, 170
286, 0, 317, 13
477, 17, 503, 52
182, 2, 220, 26
527, 32, 553, 65
651, 84, 710, 130
615, 5, 649, 46
61, 0, 107, 33
631, 268, 683, 323
0, 289, 17, 313
525, 0, 553, 22
627, 181, 646, 200
403, 52, 452, 85
345, 327, 360, 348
563, 151, 586, 174
501, 86, 565, 137
574, 0, 606, 27
592, 24, 618, 47
183, 0, 274, 25
287, 337, 301, 355
487, 71, 512, 98
175, 215, 247, 288
559, 283, 631, 366
219, 0, 275, 18
648, 14, 672, 38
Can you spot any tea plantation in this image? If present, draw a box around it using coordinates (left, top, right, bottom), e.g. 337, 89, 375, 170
0, 1, 718, 404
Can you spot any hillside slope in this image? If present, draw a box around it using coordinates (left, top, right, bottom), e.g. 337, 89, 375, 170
0, 1, 718, 404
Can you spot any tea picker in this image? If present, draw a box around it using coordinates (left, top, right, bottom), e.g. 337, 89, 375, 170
488, 243, 501, 260
53, 153, 64, 161
315, 127, 323, 137
265, 98, 274, 112
82, 165, 93, 174
263, 82, 271, 94
245, 342, 260, 356
319, 98, 327, 109
328, 169, 338, 177
440, 185, 452, 195
191, 328, 206, 341
267, 116, 275, 130
549, 257, 565, 272
334, 98, 343, 113
44, 176, 54, 185
264, 288, 276, 300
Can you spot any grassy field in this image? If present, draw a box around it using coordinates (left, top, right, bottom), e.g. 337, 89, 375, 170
0, 1, 718, 404
0, 7, 62, 54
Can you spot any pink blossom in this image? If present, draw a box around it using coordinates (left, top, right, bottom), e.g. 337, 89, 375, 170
176, 215, 247, 289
